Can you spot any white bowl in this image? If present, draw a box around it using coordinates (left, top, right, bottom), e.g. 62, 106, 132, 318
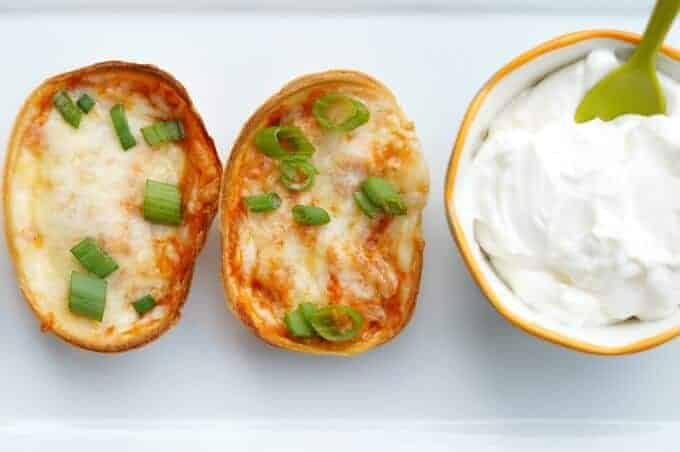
445, 30, 680, 354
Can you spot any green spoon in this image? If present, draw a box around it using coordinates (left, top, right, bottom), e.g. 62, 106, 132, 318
575, 0, 680, 123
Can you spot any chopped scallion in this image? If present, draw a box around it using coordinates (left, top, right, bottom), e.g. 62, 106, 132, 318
280, 156, 318, 191
70, 237, 119, 278
299, 302, 318, 324
141, 120, 185, 146
353, 191, 380, 218
292, 205, 330, 226
53, 90, 82, 128
284, 305, 317, 338
244, 192, 281, 212
76, 93, 96, 114
110, 104, 137, 150
69, 272, 106, 322
312, 93, 370, 132
383, 195, 408, 216
254, 126, 315, 159
360, 176, 407, 216
143, 179, 182, 225
308, 305, 363, 342
133, 295, 156, 315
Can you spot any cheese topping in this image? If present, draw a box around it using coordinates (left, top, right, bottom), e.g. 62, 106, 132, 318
9, 86, 187, 337
227, 86, 429, 342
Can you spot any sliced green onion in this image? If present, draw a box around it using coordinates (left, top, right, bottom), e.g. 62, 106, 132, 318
383, 196, 408, 216
280, 156, 318, 191
143, 179, 182, 225
292, 205, 330, 226
308, 305, 364, 342
70, 237, 119, 278
141, 120, 185, 146
133, 295, 156, 315
110, 104, 137, 150
299, 302, 318, 323
284, 304, 317, 338
244, 192, 281, 212
53, 90, 82, 128
360, 176, 407, 216
69, 271, 106, 322
254, 126, 315, 159
312, 93, 370, 132
353, 191, 380, 218
76, 93, 96, 113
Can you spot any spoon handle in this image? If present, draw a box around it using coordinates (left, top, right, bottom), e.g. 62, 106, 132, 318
632, 0, 680, 65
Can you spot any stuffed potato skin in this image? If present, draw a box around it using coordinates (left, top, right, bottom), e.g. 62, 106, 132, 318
4, 62, 221, 352
221, 71, 429, 355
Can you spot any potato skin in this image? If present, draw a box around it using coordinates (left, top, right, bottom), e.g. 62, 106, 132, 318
220, 70, 426, 356
4, 61, 222, 353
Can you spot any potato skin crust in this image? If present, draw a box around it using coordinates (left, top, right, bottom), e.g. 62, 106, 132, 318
220, 70, 426, 356
4, 61, 222, 353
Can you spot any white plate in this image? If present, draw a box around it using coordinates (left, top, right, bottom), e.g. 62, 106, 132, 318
0, 2, 677, 451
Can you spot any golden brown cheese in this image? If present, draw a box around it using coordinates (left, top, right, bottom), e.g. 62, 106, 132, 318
221, 71, 429, 355
4, 62, 221, 352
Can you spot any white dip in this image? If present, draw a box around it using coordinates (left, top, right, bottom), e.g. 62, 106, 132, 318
464, 49, 680, 326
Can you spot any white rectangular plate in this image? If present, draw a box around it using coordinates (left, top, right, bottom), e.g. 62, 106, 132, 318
0, 2, 677, 450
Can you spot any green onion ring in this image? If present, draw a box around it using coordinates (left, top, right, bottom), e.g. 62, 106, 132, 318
255, 126, 315, 159
280, 156, 318, 191
312, 93, 370, 132
284, 304, 318, 338
308, 305, 364, 342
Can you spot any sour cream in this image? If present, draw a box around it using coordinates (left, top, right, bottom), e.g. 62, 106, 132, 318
465, 49, 680, 326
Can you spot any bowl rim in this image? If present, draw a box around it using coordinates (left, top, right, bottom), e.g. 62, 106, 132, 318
444, 29, 680, 355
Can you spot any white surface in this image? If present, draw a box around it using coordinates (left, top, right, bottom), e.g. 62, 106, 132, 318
0, 4, 677, 451
453, 40, 680, 347
0, 0, 657, 13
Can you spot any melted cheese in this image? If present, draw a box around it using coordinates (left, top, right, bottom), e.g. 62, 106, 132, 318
229, 87, 429, 342
9, 87, 186, 338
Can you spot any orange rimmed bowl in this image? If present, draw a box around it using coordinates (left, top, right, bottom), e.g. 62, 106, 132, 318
445, 30, 680, 355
